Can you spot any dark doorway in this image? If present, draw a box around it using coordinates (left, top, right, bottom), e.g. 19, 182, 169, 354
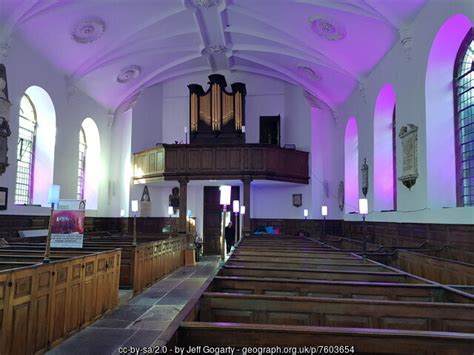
203, 185, 240, 255
259, 115, 280, 146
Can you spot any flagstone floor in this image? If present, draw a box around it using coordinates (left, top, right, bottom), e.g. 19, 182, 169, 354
48, 257, 221, 355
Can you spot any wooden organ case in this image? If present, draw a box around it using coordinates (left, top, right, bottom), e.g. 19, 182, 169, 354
188, 74, 246, 144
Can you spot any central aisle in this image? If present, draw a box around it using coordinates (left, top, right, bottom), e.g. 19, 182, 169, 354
48, 257, 221, 355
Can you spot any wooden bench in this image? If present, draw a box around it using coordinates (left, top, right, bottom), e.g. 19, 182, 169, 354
0, 249, 121, 354
161, 235, 474, 352
199, 292, 474, 332
397, 250, 474, 285
176, 322, 474, 354
209, 276, 474, 303
226, 259, 389, 272
3, 235, 186, 295
220, 265, 418, 283
228, 254, 372, 264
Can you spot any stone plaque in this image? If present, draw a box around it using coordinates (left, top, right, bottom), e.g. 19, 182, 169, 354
398, 124, 418, 189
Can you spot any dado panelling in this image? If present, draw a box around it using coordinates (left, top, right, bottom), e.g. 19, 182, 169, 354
0, 249, 120, 354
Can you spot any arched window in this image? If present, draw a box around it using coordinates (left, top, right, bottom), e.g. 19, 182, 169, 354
15, 94, 37, 204
77, 127, 87, 200
373, 84, 397, 211
454, 29, 474, 206
425, 15, 472, 208
344, 117, 359, 213
80, 118, 101, 210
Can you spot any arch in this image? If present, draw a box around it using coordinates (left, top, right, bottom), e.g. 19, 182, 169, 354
425, 14, 472, 208
454, 30, 474, 206
15, 85, 56, 206
373, 83, 397, 211
77, 127, 87, 200
81, 118, 101, 210
344, 117, 359, 213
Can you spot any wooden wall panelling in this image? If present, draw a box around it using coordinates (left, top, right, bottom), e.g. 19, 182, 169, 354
398, 250, 474, 285
65, 257, 83, 337
81, 254, 97, 327
4, 266, 35, 355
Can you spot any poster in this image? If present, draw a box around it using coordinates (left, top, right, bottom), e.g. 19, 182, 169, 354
51, 199, 86, 248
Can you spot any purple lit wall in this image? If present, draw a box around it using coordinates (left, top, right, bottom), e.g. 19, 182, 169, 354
374, 84, 396, 211
344, 117, 359, 213
27, 86, 56, 207
425, 14, 472, 208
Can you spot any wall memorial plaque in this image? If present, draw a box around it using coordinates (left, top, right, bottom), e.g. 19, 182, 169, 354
0, 64, 11, 176
361, 157, 369, 197
292, 193, 302, 207
398, 124, 418, 189
338, 181, 344, 211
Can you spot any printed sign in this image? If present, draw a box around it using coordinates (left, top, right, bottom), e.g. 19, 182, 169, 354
51, 199, 86, 248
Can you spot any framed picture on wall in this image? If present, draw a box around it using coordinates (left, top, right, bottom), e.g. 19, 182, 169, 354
0, 187, 7, 210
292, 193, 302, 207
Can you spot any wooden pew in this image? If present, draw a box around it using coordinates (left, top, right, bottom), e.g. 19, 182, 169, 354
177, 322, 474, 354
0, 249, 121, 354
228, 254, 372, 264
397, 250, 474, 285
209, 276, 474, 303
234, 250, 361, 259
226, 259, 389, 272
220, 265, 418, 283
3, 235, 186, 295
199, 292, 474, 332
162, 235, 474, 353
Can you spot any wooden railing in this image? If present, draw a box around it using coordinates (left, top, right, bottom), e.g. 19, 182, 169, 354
132, 144, 309, 184
0, 249, 121, 354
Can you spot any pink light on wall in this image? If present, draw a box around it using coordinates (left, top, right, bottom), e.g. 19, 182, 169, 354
374, 84, 396, 211
344, 117, 359, 213
425, 14, 472, 208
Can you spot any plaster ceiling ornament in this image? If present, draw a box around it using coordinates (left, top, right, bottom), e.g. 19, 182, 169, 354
106, 111, 115, 127
193, 0, 218, 8
309, 16, 346, 41
358, 78, 368, 103
117, 65, 142, 84
0, 39, 11, 63
203, 44, 228, 55
116, 90, 142, 114
399, 26, 413, 61
72, 17, 106, 44
65, 75, 78, 100
303, 90, 322, 109
298, 66, 322, 82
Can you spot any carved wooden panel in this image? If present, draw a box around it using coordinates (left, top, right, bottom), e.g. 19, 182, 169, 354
133, 144, 309, 184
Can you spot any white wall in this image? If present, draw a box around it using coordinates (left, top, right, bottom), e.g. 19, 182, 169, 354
0, 34, 112, 216
336, 1, 474, 224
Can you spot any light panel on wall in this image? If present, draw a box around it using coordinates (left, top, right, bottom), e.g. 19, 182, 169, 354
321, 205, 328, 217
233, 200, 240, 213
219, 185, 231, 206
359, 198, 368, 215
47, 185, 60, 206
131, 200, 138, 213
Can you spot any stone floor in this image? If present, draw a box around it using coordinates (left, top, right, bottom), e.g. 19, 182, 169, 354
48, 257, 221, 355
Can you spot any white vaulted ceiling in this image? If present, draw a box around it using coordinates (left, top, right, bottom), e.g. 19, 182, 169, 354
0, 0, 426, 112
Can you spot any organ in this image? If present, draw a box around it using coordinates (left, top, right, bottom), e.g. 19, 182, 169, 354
188, 74, 246, 144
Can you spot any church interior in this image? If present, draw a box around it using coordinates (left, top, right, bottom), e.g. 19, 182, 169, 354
0, 0, 473, 354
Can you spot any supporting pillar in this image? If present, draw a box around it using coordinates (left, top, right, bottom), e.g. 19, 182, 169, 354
178, 178, 189, 243
242, 177, 252, 237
